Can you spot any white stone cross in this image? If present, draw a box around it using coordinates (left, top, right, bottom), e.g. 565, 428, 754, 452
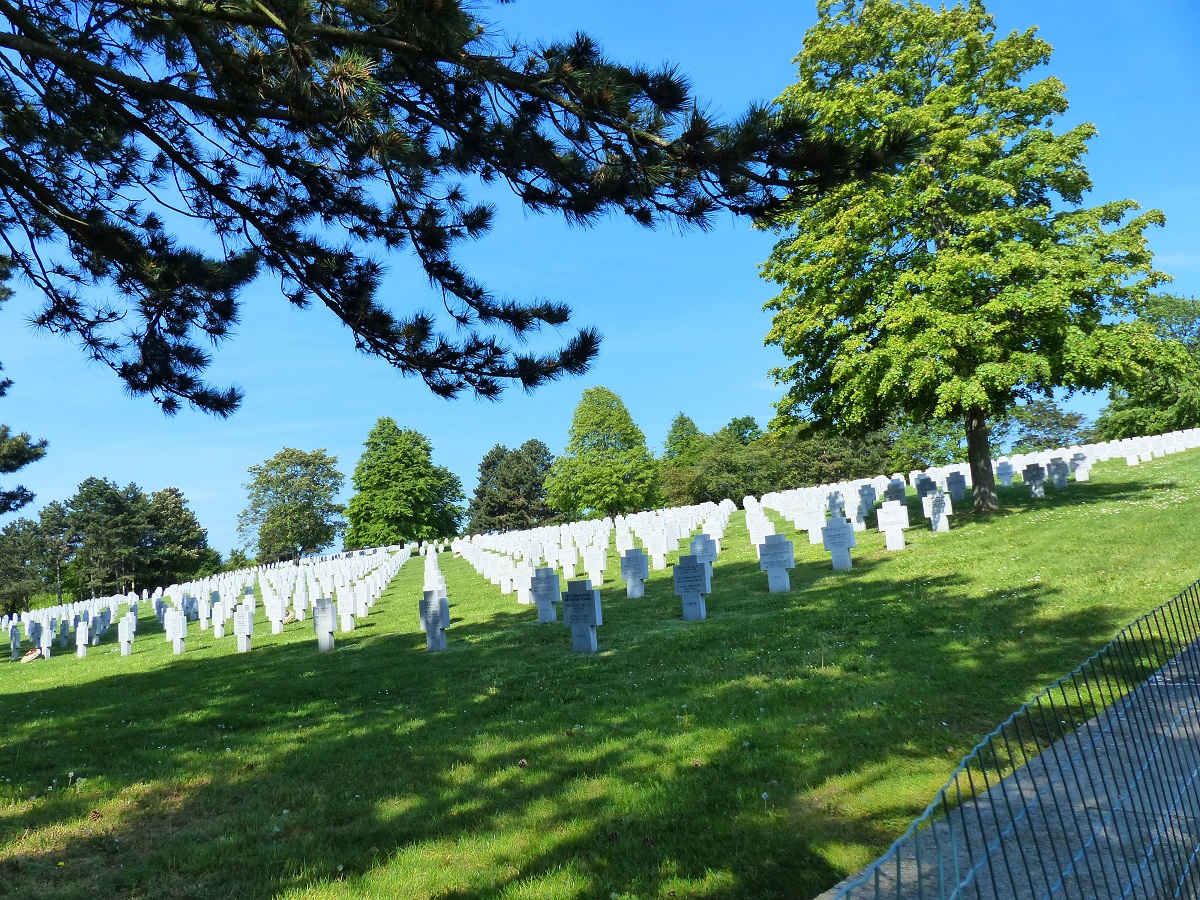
876, 499, 911, 550
758, 533, 795, 592
922, 491, 952, 532
561, 579, 602, 653
822, 516, 857, 570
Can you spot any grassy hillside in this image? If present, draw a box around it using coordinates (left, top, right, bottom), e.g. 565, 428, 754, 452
3, 452, 1199, 899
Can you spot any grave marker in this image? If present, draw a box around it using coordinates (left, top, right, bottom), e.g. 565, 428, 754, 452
822, 516, 857, 570
945, 472, 967, 502
75, 620, 89, 658
118, 616, 134, 656
673, 554, 711, 621
1023, 463, 1046, 499
234, 606, 252, 653
619, 548, 650, 599
690, 533, 719, 578
758, 533, 795, 592
876, 500, 911, 550
530, 568, 561, 624
419, 591, 449, 651
921, 491, 952, 532
313, 598, 335, 652
561, 579, 602, 653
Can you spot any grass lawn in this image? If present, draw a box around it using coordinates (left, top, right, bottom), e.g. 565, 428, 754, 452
3, 451, 1200, 899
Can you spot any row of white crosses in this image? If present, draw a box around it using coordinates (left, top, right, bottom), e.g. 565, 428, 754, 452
449, 501, 739, 647
10, 592, 129, 662
9, 547, 410, 663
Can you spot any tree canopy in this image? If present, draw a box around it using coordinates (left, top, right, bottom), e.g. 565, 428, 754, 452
761, 0, 1189, 512
0, 477, 216, 604
0, 0, 911, 415
344, 418, 463, 548
465, 439, 555, 534
1094, 294, 1200, 440
0, 362, 47, 515
545, 386, 657, 519
238, 447, 345, 562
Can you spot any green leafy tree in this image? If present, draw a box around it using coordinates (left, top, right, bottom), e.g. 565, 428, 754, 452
344, 420, 462, 548
1095, 295, 1200, 439
239, 448, 345, 562
0, 0, 911, 415
716, 416, 763, 446
466, 440, 555, 534
0, 363, 47, 515
761, 0, 1189, 513
0, 517, 43, 615
546, 387, 658, 519
765, 426, 894, 489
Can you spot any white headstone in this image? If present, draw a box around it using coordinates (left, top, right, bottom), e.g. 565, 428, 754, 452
530, 568, 561, 624
561, 579, 601, 653
313, 598, 335, 652
673, 555, 710, 621
821, 516, 857, 570
876, 500, 910, 550
758, 534, 795, 593
619, 548, 650, 599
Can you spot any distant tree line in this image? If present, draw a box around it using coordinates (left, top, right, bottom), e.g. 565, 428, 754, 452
0, 479, 219, 615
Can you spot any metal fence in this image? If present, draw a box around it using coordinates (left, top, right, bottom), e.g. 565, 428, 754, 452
826, 579, 1200, 899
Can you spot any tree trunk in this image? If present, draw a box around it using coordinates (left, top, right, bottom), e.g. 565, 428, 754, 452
965, 406, 1001, 513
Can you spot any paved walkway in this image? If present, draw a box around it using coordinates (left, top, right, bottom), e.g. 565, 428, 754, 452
818, 644, 1200, 899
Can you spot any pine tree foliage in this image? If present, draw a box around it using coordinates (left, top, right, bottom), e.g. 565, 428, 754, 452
761, 0, 1190, 512
0, 0, 912, 415
0, 365, 47, 515
238, 447, 345, 562
0, 516, 42, 614
344, 418, 463, 548
545, 386, 657, 519
662, 413, 704, 464
465, 439, 554, 534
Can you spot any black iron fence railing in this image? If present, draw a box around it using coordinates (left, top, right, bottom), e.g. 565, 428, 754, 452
825, 578, 1200, 899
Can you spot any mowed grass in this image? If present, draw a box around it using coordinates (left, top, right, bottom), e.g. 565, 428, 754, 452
3, 452, 1200, 900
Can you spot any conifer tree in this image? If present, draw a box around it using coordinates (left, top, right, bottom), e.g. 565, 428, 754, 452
466, 439, 554, 534
0, 0, 910, 414
0, 365, 47, 515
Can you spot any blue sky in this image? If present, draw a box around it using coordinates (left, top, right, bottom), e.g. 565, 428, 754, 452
0, 0, 1197, 555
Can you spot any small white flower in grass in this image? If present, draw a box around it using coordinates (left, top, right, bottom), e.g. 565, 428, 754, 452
761, 792, 769, 800
743, 741, 749, 747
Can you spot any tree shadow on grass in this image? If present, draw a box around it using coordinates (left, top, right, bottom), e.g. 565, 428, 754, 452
0, 544, 1158, 900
